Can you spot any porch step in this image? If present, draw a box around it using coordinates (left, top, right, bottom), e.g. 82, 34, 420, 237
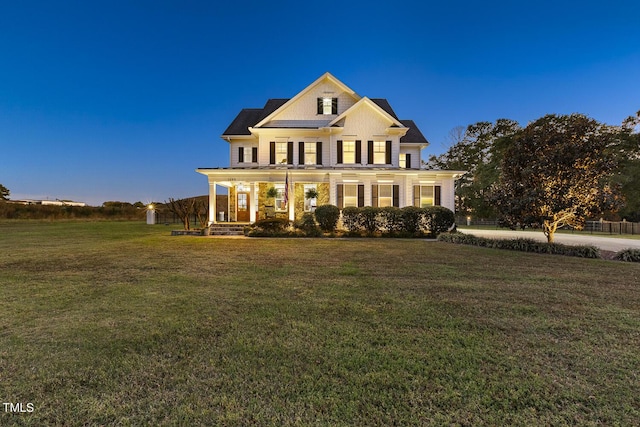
208, 224, 246, 236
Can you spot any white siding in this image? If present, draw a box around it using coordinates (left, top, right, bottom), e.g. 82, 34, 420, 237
271, 80, 357, 121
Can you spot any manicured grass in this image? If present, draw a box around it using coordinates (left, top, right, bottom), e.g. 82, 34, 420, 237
1, 221, 639, 425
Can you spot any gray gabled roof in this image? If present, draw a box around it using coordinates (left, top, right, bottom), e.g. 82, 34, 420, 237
399, 120, 429, 145
222, 97, 428, 145
222, 99, 289, 136
371, 99, 428, 145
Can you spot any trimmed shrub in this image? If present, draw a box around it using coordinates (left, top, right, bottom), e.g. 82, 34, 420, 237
245, 218, 293, 236
438, 232, 601, 258
378, 206, 404, 235
314, 204, 340, 232
425, 206, 456, 235
294, 212, 321, 237
359, 206, 379, 235
614, 248, 640, 262
341, 206, 361, 232
401, 206, 424, 235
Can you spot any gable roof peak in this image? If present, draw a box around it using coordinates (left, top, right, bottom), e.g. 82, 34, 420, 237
328, 96, 405, 128
254, 72, 361, 128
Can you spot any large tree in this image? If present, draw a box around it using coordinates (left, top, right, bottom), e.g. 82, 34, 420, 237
490, 114, 623, 243
424, 119, 520, 217
0, 184, 9, 200
611, 111, 640, 221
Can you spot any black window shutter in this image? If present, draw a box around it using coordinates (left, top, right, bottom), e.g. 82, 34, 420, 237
337, 184, 344, 209
316, 141, 322, 165
287, 141, 293, 165
372, 185, 378, 207
386, 141, 392, 164
393, 185, 400, 207
317, 98, 323, 114
355, 140, 362, 164
270, 142, 276, 165
367, 141, 374, 164
238, 147, 244, 163
406, 153, 411, 169
435, 186, 441, 206
332, 98, 338, 114
299, 141, 304, 165
337, 140, 343, 164
357, 185, 364, 207
252, 147, 258, 163
413, 185, 420, 207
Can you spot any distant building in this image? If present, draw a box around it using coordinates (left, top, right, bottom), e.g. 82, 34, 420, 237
8, 199, 86, 207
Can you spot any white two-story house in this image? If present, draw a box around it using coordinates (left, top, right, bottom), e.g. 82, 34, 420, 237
197, 72, 463, 223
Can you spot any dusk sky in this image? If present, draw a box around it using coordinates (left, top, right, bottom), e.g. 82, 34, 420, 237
1, 1, 638, 206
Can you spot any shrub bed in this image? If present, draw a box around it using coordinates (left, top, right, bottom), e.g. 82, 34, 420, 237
244, 218, 296, 237
613, 248, 640, 262
340, 206, 455, 237
438, 232, 601, 258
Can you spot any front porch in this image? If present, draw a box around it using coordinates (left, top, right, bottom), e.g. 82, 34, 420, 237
206, 180, 329, 224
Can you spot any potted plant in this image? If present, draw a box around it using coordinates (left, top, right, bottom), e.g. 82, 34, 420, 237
265, 186, 278, 218
305, 188, 319, 212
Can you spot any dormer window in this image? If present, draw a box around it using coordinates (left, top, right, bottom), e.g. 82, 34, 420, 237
317, 97, 337, 115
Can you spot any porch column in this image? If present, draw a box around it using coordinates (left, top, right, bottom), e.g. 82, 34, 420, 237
249, 183, 257, 223
288, 176, 295, 221
208, 180, 217, 225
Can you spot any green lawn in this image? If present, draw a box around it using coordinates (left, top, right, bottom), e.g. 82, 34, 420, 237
1, 221, 639, 426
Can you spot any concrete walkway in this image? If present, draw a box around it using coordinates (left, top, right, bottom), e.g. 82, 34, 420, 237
457, 228, 640, 253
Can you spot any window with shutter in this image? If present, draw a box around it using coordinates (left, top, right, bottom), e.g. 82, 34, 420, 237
238, 147, 244, 163
385, 141, 392, 164
287, 141, 293, 165
299, 141, 305, 165
270, 142, 276, 165
316, 141, 322, 165
318, 97, 338, 115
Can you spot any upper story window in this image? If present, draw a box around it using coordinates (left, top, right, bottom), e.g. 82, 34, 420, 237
275, 142, 288, 164
304, 142, 317, 165
399, 153, 406, 169
317, 97, 338, 115
367, 140, 392, 165
238, 146, 257, 163
343, 141, 355, 164
373, 141, 386, 164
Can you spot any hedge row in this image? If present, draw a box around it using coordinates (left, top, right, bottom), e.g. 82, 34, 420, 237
0, 202, 145, 220
438, 233, 601, 258
245, 205, 456, 237
341, 206, 455, 237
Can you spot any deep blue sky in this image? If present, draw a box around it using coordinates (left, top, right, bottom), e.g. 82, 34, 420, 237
1, 1, 638, 206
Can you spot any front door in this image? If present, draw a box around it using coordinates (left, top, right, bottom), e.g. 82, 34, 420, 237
237, 192, 250, 222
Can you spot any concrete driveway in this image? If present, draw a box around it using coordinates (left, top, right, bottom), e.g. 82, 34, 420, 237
457, 228, 640, 253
